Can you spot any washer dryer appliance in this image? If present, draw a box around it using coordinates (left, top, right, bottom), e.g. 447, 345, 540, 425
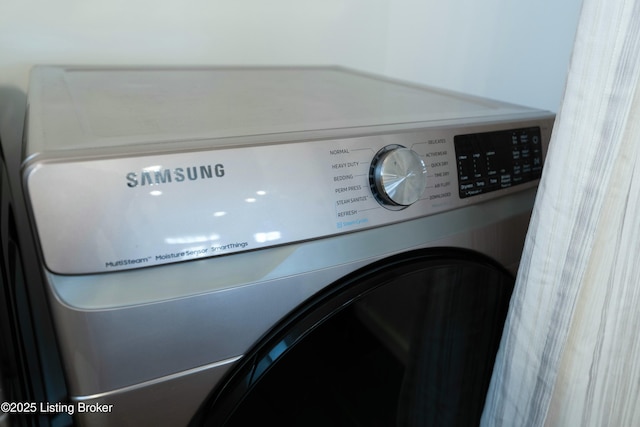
0, 66, 553, 426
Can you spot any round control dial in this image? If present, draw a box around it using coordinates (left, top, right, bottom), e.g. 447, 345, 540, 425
370, 145, 428, 210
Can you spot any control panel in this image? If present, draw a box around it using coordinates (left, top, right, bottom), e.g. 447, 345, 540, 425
27, 120, 551, 274
455, 127, 543, 198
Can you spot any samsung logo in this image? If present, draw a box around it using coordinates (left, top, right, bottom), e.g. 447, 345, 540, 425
126, 164, 225, 188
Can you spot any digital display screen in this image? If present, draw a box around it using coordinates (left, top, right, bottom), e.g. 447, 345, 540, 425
454, 127, 543, 198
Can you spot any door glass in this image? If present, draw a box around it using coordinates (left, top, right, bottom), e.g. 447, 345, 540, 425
199, 251, 514, 427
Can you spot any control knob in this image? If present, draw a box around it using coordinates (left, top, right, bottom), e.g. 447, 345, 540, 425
369, 145, 428, 210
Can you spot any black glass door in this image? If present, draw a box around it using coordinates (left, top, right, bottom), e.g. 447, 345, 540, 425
192, 248, 514, 427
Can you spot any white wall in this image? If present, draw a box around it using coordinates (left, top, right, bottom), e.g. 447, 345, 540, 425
0, 0, 581, 112
384, 1, 583, 112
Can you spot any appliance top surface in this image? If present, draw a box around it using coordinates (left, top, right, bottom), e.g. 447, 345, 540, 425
26, 66, 543, 157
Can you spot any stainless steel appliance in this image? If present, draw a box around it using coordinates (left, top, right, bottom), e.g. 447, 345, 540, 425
0, 66, 553, 426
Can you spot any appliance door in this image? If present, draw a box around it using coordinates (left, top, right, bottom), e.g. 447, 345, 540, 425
190, 248, 514, 427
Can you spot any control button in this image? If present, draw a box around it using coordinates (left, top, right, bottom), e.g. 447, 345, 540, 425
532, 154, 543, 174
475, 179, 487, 189
369, 145, 428, 210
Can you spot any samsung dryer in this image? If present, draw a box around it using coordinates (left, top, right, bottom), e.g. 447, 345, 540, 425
0, 66, 553, 426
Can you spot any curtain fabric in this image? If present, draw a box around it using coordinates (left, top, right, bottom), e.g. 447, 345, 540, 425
481, 0, 640, 425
